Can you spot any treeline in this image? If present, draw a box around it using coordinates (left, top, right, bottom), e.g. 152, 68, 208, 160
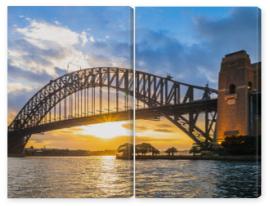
25, 147, 116, 156
117, 135, 261, 159
189, 135, 261, 156
221, 135, 261, 155
117, 142, 182, 158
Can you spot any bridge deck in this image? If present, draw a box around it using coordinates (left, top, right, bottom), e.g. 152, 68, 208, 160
8, 99, 217, 137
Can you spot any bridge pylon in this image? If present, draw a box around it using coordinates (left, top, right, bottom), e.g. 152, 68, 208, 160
8, 134, 27, 156
217, 50, 259, 143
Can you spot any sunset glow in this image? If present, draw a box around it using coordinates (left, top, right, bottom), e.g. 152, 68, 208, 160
78, 121, 132, 139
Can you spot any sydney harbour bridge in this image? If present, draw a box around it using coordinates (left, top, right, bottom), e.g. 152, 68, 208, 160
8, 51, 260, 155
8, 66, 218, 155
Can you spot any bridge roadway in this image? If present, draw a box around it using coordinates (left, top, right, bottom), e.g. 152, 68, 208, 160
8, 99, 217, 137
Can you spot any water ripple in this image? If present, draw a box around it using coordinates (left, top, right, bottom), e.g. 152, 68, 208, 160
136, 160, 261, 198
8, 156, 133, 198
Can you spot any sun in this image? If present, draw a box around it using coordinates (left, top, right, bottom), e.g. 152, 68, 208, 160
77, 121, 132, 139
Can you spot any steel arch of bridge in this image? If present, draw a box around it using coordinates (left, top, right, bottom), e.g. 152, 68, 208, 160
8, 67, 218, 154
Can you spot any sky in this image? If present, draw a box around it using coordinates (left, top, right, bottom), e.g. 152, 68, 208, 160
8, 7, 261, 151
136, 7, 261, 88
8, 6, 134, 151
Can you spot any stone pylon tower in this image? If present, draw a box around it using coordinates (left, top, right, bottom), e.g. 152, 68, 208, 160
217, 50, 255, 143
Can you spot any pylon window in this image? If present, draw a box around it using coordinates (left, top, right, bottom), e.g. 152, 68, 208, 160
229, 84, 236, 94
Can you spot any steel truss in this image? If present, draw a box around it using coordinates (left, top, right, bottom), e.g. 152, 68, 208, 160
8, 67, 218, 154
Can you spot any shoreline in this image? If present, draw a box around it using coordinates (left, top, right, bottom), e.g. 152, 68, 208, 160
8, 154, 116, 158
8, 154, 261, 162
134, 155, 260, 161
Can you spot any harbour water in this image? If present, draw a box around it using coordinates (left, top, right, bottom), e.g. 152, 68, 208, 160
8, 156, 133, 198
136, 159, 261, 198
8, 157, 260, 198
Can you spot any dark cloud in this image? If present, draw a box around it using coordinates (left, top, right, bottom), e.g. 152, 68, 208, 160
136, 136, 179, 143
136, 8, 260, 89
89, 40, 132, 64
8, 65, 52, 84
8, 64, 53, 113
154, 128, 174, 133
123, 121, 175, 133
158, 123, 174, 128
195, 8, 261, 62
8, 90, 34, 112
10, 39, 66, 60
136, 29, 213, 86
9, 39, 69, 76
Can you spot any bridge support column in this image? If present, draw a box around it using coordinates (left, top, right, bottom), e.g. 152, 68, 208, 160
8, 135, 26, 157
217, 50, 256, 143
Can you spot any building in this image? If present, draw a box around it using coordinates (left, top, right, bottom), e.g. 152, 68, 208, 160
217, 50, 261, 143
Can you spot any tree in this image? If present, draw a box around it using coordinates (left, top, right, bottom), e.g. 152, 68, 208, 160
117, 143, 133, 158
165, 147, 178, 156
135, 144, 145, 156
136, 143, 159, 156
151, 148, 160, 156
221, 135, 261, 155
189, 144, 202, 156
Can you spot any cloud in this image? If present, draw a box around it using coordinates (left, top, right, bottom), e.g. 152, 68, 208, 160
7, 109, 17, 124
27, 132, 132, 150
89, 36, 95, 43
8, 89, 35, 112
8, 82, 34, 93
135, 134, 193, 150
197, 66, 217, 84
136, 29, 214, 86
154, 128, 174, 133
9, 20, 91, 77
15, 20, 82, 49
194, 8, 260, 62
136, 136, 180, 143
133, 119, 183, 139
80, 31, 88, 46
136, 8, 260, 88
9, 18, 132, 79
8, 17, 132, 114
157, 123, 175, 128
